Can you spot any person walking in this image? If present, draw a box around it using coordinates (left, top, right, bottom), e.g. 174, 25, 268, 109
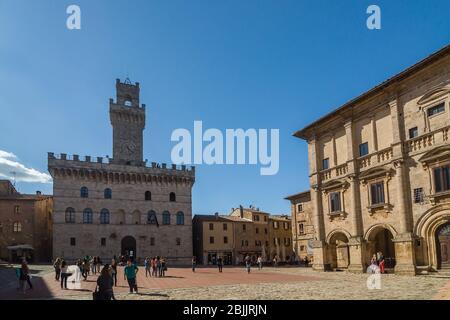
60, 260, 70, 289
161, 257, 167, 277
144, 257, 151, 277
96, 265, 115, 300
53, 257, 62, 281
156, 256, 162, 277
192, 256, 196, 272
124, 259, 139, 293
151, 257, 157, 277
19, 260, 32, 293
257, 256, 263, 270
217, 256, 223, 273
245, 255, 251, 274
111, 258, 118, 286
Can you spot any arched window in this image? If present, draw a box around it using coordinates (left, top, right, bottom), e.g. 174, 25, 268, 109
83, 208, 93, 224
65, 207, 75, 223
13, 222, 22, 233
100, 209, 110, 224
80, 186, 88, 198
104, 188, 112, 199
162, 211, 171, 225
176, 211, 185, 225
145, 191, 151, 201
147, 210, 158, 226
169, 192, 176, 202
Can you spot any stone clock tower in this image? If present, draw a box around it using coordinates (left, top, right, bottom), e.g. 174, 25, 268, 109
109, 78, 146, 166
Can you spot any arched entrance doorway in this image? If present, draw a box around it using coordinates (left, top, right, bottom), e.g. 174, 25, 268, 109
367, 226, 396, 269
121, 236, 137, 261
436, 223, 450, 269
328, 232, 350, 270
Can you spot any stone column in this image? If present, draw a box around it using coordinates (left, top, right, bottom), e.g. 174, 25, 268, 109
309, 136, 328, 271
390, 97, 416, 275
344, 119, 366, 273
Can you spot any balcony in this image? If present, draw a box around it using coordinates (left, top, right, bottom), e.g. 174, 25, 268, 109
320, 163, 349, 182
406, 125, 450, 154
357, 147, 393, 171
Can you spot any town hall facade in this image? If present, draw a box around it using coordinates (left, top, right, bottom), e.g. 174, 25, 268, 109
48, 79, 195, 264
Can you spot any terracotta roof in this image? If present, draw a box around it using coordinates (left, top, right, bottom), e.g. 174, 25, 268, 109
284, 190, 311, 201
294, 43, 450, 140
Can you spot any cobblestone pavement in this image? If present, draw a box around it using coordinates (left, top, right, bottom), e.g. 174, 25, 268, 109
1, 264, 449, 300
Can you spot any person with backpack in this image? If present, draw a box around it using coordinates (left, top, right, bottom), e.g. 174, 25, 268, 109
124, 259, 139, 293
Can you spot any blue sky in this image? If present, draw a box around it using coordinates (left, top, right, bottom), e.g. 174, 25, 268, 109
0, 0, 449, 215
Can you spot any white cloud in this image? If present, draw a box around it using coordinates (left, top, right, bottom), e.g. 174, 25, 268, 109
0, 149, 52, 183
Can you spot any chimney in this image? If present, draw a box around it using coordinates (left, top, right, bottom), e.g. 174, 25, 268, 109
239, 205, 244, 218
215, 212, 219, 220
36, 191, 42, 196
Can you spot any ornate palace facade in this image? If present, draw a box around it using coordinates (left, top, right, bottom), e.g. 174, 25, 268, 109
49, 79, 195, 264
293, 44, 450, 275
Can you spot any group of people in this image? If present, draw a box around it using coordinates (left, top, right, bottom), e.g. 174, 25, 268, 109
367, 252, 386, 274
143, 256, 168, 277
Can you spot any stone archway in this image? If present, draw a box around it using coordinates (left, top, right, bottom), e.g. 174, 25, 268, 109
436, 223, 450, 269
327, 230, 351, 270
365, 224, 397, 269
121, 236, 137, 260
415, 205, 450, 270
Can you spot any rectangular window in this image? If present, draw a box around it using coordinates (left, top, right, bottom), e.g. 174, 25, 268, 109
409, 127, 418, 139
273, 221, 279, 229
209, 236, 214, 244
414, 188, 424, 203
427, 102, 445, 117
224, 236, 228, 244
14, 205, 20, 214
322, 158, 329, 170
264, 228, 268, 234
242, 224, 246, 231
284, 222, 289, 230
253, 215, 260, 221
101, 238, 106, 246
265, 241, 269, 247
150, 237, 155, 246
330, 192, 341, 212
434, 166, 450, 193
359, 142, 369, 157
300, 245, 305, 251
70, 238, 76, 246
299, 223, 304, 234
256, 227, 259, 234
264, 216, 267, 222
241, 240, 244, 247
223, 223, 228, 231
370, 182, 385, 205
297, 203, 303, 212
176, 238, 181, 246
209, 223, 214, 231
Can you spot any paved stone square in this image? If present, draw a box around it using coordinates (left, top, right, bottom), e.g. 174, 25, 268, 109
1, 264, 449, 300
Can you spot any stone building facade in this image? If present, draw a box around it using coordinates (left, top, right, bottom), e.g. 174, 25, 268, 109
0, 180, 53, 262
193, 207, 293, 265
293, 44, 450, 275
285, 191, 315, 261
48, 79, 195, 264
